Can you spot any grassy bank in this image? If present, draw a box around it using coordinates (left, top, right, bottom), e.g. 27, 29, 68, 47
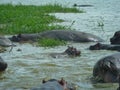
0, 4, 83, 46
38, 38, 66, 47
0, 4, 83, 34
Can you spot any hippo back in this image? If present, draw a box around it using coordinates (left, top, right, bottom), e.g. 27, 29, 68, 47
39, 30, 103, 42
9, 30, 103, 42
18, 33, 41, 41
93, 53, 120, 82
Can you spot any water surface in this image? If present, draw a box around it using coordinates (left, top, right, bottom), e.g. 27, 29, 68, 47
0, 0, 120, 90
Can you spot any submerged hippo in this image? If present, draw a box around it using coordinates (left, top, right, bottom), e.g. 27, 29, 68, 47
0, 36, 14, 47
9, 30, 103, 42
73, 4, 93, 7
110, 31, 120, 45
89, 43, 120, 51
31, 78, 76, 90
49, 46, 81, 58
0, 56, 7, 71
93, 53, 120, 83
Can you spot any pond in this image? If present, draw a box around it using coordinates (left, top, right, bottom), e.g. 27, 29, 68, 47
0, 0, 120, 90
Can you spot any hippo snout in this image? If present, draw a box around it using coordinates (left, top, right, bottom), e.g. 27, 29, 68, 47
0, 57, 7, 71
0, 62, 7, 71
9, 35, 21, 42
89, 46, 93, 50
89, 43, 101, 50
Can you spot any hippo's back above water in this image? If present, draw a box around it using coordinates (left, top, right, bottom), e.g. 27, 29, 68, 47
9, 30, 103, 42
101, 53, 120, 68
39, 30, 103, 42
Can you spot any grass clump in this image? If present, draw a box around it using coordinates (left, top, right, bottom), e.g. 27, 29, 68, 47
38, 38, 66, 47
0, 4, 82, 34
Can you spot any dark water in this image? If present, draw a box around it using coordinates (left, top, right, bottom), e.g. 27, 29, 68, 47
0, 0, 120, 90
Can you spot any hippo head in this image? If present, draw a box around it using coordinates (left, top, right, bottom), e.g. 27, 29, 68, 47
42, 78, 76, 90
0, 62, 7, 71
9, 34, 22, 42
89, 43, 101, 50
64, 46, 81, 57
0, 57, 7, 71
93, 56, 120, 83
31, 78, 76, 90
110, 31, 120, 44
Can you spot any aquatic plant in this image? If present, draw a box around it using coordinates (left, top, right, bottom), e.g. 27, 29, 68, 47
97, 17, 104, 31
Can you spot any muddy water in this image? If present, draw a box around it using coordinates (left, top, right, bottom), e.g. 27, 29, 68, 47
0, 0, 120, 90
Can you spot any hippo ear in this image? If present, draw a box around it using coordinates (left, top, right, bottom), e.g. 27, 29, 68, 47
96, 43, 100, 47
58, 78, 66, 86
17, 34, 21, 38
67, 46, 74, 49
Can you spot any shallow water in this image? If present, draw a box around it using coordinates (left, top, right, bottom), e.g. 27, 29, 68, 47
0, 0, 120, 90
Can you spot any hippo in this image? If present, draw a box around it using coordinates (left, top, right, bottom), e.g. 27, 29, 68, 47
49, 46, 81, 58
31, 78, 76, 90
110, 31, 120, 45
9, 30, 103, 43
0, 56, 7, 71
89, 43, 120, 51
93, 53, 120, 83
73, 4, 93, 7
0, 36, 15, 47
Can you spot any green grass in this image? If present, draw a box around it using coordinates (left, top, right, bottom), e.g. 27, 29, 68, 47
38, 38, 66, 47
0, 4, 84, 46
0, 4, 83, 34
